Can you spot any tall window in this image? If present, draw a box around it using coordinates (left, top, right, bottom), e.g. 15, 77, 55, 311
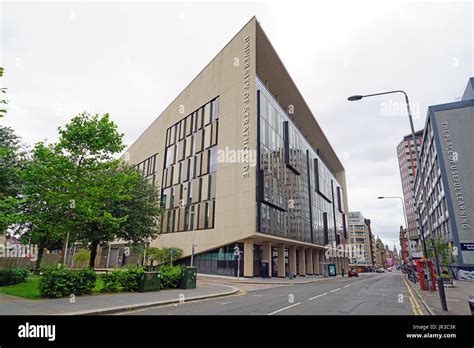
162, 97, 219, 233
134, 153, 158, 186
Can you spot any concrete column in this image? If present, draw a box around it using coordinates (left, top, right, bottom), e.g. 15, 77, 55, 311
320, 252, 325, 275
288, 245, 297, 275
313, 250, 319, 275
305, 249, 313, 275
243, 239, 254, 278
298, 248, 306, 276
277, 244, 285, 278
262, 241, 272, 278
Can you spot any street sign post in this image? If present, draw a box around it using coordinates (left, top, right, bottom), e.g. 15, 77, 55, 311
191, 244, 195, 267
170, 248, 174, 266
234, 245, 241, 281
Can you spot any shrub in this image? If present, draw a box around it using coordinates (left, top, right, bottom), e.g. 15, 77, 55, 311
159, 265, 183, 289
0, 268, 30, 286
100, 266, 144, 293
39, 268, 96, 298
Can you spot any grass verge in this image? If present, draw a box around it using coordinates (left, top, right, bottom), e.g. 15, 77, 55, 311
0, 275, 41, 299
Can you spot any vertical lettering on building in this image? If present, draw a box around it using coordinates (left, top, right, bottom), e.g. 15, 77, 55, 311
242, 35, 250, 178
442, 121, 470, 229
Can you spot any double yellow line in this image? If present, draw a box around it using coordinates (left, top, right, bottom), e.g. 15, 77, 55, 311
402, 275, 424, 315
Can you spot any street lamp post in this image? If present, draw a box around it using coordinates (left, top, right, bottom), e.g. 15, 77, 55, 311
349, 90, 448, 311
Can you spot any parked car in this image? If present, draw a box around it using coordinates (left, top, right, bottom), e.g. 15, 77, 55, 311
348, 269, 359, 277
376, 268, 385, 273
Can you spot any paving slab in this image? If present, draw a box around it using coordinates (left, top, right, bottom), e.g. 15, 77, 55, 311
403, 274, 474, 315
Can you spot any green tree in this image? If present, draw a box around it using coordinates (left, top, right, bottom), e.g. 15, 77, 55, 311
7, 112, 163, 270
0, 67, 7, 118
0, 126, 24, 234
427, 237, 453, 266
75, 161, 162, 268
54, 112, 162, 268
13, 143, 72, 272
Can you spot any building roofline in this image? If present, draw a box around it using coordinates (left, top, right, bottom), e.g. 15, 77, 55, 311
254, 19, 345, 174
124, 16, 258, 154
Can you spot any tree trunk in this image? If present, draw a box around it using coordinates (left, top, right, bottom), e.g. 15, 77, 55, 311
34, 245, 45, 274
61, 236, 69, 267
89, 241, 99, 269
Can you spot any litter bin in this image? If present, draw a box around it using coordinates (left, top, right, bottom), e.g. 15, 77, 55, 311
260, 261, 269, 278
139, 272, 161, 292
180, 266, 197, 289
469, 295, 474, 315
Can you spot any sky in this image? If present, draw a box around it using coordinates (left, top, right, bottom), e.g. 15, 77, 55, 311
1, 0, 473, 250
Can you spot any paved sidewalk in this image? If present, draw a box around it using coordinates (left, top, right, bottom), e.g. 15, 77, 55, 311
404, 275, 474, 315
0, 282, 238, 315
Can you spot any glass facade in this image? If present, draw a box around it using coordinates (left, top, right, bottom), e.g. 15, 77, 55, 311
178, 243, 244, 277
134, 153, 158, 186
257, 76, 346, 246
161, 97, 219, 234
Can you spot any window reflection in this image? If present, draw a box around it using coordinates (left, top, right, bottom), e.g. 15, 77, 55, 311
162, 97, 219, 233
257, 78, 345, 245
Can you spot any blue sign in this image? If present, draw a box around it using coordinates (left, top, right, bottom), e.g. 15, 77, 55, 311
170, 249, 174, 255
460, 243, 474, 251
260, 261, 269, 278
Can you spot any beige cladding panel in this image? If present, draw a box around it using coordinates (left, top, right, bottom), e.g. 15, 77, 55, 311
124, 18, 258, 257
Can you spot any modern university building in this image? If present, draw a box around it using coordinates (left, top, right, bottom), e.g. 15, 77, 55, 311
123, 17, 350, 278
413, 78, 474, 280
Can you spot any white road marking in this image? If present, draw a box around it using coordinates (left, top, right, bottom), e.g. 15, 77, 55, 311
330, 288, 341, 292
216, 301, 232, 305
267, 302, 301, 315
308, 292, 327, 301
343, 284, 352, 288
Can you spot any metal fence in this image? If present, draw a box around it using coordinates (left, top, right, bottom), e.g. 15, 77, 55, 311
0, 254, 61, 269
0, 245, 142, 270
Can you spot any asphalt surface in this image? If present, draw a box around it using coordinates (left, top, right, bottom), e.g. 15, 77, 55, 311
120, 271, 428, 315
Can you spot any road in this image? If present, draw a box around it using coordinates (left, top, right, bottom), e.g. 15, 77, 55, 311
120, 271, 428, 315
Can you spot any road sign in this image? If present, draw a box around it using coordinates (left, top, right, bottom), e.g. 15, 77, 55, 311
170, 249, 174, 255
234, 246, 240, 256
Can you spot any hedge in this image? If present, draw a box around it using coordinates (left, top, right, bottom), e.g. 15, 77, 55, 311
39, 268, 96, 298
100, 267, 144, 293
0, 268, 30, 286
159, 265, 183, 289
